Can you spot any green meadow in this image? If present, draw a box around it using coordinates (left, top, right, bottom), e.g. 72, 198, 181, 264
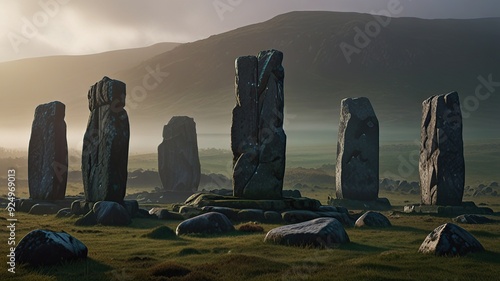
0, 141, 499, 280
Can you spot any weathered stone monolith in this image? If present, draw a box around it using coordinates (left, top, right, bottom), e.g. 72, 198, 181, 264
336, 97, 379, 201
28, 101, 68, 200
158, 116, 201, 191
420, 92, 464, 206
231, 49, 286, 200
82, 77, 129, 203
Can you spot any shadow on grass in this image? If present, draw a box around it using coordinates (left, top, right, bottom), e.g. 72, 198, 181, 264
468, 250, 500, 264
341, 242, 388, 252
377, 225, 430, 235
128, 218, 176, 229
178, 230, 264, 239
25, 258, 112, 281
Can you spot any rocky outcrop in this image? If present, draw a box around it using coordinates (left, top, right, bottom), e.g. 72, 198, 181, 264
420, 92, 464, 206
15, 229, 87, 266
158, 116, 201, 192
418, 223, 484, 256
28, 101, 68, 200
231, 49, 286, 200
82, 77, 129, 203
264, 217, 350, 248
336, 97, 379, 201
176, 212, 234, 235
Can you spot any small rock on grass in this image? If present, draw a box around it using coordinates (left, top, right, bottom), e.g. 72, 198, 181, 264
265, 217, 349, 248
176, 212, 234, 236
15, 229, 87, 266
418, 223, 484, 256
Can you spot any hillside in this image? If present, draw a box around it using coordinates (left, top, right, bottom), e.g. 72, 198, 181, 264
118, 12, 500, 148
0, 42, 180, 150
1, 12, 500, 152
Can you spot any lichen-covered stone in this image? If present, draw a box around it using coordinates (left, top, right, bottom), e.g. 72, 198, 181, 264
419, 223, 484, 256
82, 77, 129, 203
420, 92, 464, 206
28, 101, 68, 200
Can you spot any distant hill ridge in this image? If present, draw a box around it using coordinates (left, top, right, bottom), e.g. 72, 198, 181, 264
1, 11, 499, 151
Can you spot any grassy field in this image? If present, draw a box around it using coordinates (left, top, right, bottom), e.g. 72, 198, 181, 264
0, 141, 499, 280
0, 211, 499, 281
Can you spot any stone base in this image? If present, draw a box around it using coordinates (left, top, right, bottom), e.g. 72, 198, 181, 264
403, 201, 494, 216
181, 192, 321, 211
15, 197, 82, 214
125, 190, 197, 204
327, 197, 392, 211
71, 199, 139, 217
173, 192, 354, 226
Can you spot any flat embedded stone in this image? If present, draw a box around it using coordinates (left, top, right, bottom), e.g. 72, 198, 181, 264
265, 217, 349, 248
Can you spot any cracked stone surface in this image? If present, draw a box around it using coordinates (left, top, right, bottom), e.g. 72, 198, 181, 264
419, 223, 484, 256
419, 92, 464, 206
82, 77, 129, 203
336, 97, 379, 201
231, 49, 286, 200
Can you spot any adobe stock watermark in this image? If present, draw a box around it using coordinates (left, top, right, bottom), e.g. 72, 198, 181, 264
6, 169, 16, 274
460, 74, 500, 118
213, 0, 243, 21
340, 0, 410, 64
7, 0, 72, 54
382, 73, 499, 180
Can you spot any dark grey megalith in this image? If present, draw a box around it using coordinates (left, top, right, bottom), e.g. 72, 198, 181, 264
231, 49, 286, 200
28, 101, 68, 200
158, 116, 201, 191
336, 97, 379, 201
420, 92, 464, 206
82, 77, 130, 203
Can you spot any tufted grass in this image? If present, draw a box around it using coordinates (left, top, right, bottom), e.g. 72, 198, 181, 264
0, 210, 499, 281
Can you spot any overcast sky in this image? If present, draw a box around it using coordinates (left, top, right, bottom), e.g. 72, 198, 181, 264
1, 0, 500, 62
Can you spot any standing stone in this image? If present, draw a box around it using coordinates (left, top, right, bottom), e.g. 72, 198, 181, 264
336, 97, 379, 201
158, 116, 201, 191
28, 101, 68, 200
419, 92, 464, 206
82, 77, 129, 203
231, 49, 286, 200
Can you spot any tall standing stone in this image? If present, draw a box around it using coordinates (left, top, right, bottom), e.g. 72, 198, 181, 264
420, 92, 464, 206
158, 116, 201, 191
336, 97, 379, 201
28, 101, 68, 200
231, 49, 286, 200
82, 77, 129, 203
